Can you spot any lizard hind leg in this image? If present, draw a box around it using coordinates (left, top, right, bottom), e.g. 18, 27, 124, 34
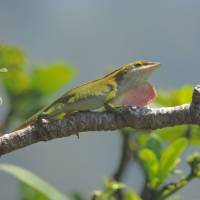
104, 82, 119, 112
37, 111, 74, 129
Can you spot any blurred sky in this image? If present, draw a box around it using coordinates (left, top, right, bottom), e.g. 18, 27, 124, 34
0, 0, 200, 199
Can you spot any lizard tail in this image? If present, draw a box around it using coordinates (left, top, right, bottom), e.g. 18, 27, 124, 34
14, 113, 39, 131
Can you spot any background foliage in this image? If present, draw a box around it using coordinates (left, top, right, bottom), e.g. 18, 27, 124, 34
0, 45, 200, 200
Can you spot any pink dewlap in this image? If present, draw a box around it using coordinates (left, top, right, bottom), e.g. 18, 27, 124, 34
121, 82, 157, 107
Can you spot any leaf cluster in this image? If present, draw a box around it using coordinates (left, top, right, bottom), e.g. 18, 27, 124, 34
0, 45, 75, 127
0, 45, 200, 200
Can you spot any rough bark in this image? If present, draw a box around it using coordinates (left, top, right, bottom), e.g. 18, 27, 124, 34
0, 85, 200, 157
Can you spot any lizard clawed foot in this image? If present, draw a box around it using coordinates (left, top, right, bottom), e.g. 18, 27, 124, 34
104, 103, 122, 112
104, 103, 128, 124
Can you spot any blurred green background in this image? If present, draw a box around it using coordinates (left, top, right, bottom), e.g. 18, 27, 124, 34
0, 0, 200, 199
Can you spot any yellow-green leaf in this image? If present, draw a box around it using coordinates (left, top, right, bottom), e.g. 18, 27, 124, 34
31, 63, 75, 94
158, 138, 188, 183
0, 45, 26, 70
0, 68, 8, 72
124, 190, 141, 200
139, 149, 159, 181
156, 85, 193, 107
3, 71, 30, 94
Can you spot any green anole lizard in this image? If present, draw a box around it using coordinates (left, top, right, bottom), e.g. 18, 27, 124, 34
15, 61, 160, 131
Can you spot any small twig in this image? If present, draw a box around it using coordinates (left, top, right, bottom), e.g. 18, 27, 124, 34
112, 133, 131, 181
112, 132, 131, 200
158, 153, 200, 200
157, 176, 193, 200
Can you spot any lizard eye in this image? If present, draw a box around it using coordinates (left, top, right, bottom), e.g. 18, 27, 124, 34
134, 61, 143, 68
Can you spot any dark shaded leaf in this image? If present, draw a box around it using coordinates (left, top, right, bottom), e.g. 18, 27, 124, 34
143, 134, 162, 159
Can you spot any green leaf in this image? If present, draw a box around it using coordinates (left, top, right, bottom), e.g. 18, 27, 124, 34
0, 164, 69, 200
156, 85, 193, 107
20, 182, 49, 200
155, 126, 187, 142
0, 45, 26, 71
3, 71, 30, 95
171, 85, 193, 105
31, 63, 75, 94
139, 149, 159, 188
158, 138, 188, 183
124, 190, 141, 200
104, 177, 125, 192
156, 125, 200, 145
135, 131, 150, 146
155, 91, 173, 107
0, 68, 8, 72
143, 134, 162, 159
99, 177, 125, 199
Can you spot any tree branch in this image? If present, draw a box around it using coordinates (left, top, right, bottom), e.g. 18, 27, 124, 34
0, 85, 200, 157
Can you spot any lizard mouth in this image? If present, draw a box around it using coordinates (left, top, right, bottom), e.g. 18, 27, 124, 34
134, 61, 160, 72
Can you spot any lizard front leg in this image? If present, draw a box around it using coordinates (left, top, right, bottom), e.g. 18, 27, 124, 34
103, 82, 121, 112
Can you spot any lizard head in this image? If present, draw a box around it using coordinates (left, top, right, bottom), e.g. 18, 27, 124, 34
133, 61, 160, 72
116, 61, 160, 82
120, 60, 160, 73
